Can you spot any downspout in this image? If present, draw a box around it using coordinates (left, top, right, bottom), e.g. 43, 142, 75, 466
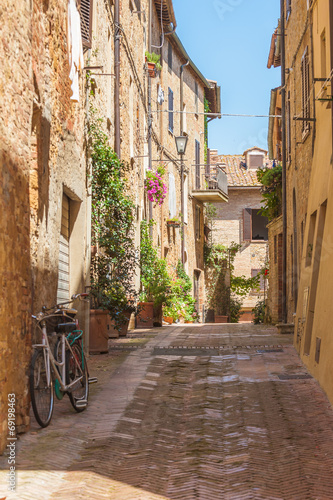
328, 2, 333, 166
180, 59, 189, 265
148, 0, 153, 226
114, 0, 121, 158
281, 0, 287, 323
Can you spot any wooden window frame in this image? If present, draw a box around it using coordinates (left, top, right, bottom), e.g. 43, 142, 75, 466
301, 47, 310, 137
195, 140, 200, 189
77, 0, 93, 49
168, 87, 174, 134
195, 205, 201, 240
195, 81, 199, 116
168, 41, 172, 73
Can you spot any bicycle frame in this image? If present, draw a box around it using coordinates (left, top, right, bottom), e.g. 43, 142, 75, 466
32, 316, 84, 394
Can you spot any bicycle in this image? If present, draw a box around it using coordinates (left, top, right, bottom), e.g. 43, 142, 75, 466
30, 293, 97, 428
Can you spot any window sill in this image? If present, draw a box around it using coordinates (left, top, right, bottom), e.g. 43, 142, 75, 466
249, 240, 268, 244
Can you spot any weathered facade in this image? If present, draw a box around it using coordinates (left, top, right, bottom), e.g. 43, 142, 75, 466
268, 0, 333, 404
0, 0, 223, 453
0, 0, 90, 454
293, 0, 333, 403
268, 0, 314, 324
209, 148, 269, 321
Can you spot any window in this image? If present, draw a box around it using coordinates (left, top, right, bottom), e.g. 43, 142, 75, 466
168, 172, 176, 218
195, 140, 200, 189
243, 208, 269, 241
286, 0, 291, 19
168, 42, 172, 73
195, 205, 201, 240
184, 175, 188, 223
183, 103, 187, 134
195, 82, 199, 115
78, 0, 93, 48
248, 154, 264, 169
274, 235, 278, 264
321, 30, 327, 79
287, 92, 291, 161
301, 47, 310, 135
168, 88, 174, 133
57, 194, 70, 303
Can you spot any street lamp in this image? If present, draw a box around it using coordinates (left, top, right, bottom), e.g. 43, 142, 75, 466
175, 135, 188, 155
175, 135, 188, 266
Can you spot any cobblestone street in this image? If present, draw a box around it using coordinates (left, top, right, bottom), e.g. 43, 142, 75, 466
2, 324, 333, 499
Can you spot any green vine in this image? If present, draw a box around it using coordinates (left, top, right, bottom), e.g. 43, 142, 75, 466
257, 163, 282, 220
89, 104, 138, 328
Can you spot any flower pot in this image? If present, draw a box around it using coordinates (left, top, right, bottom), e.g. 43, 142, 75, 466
163, 316, 174, 325
89, 309, 109, 354
153, 304, 163, 327
118, 311, 131, 337
167, 220, 180, 228
215, 315, 229, 323
107, 315, 119, 339
185, 320, 194, 324
147, 61, 156, 78
136, 302, 154, 328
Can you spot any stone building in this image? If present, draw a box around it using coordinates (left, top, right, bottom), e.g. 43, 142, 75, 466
268, 0, 333, 405
267, 0, 314, 325
209, 148, 269, 321
0, 0, 90, 454
0, 0, 223, 452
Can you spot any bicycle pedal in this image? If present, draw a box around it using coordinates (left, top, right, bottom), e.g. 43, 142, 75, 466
88, 377, 98, 384
75, 399, 88, 408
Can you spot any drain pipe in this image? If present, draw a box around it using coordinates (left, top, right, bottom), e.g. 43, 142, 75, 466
180, 59, 189, 265
114, 0, 121, 158
148, 0, 153, 227
280, 0, 287, 323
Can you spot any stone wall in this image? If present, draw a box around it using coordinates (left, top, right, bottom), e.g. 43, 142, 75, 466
0, 0, 89, 453
212, 188, 268, 314
0, 0, 33, 454
267, 216, 283, 324
284, 0, 313, 322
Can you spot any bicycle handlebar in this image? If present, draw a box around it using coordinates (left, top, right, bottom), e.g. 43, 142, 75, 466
32, 293, 89, 319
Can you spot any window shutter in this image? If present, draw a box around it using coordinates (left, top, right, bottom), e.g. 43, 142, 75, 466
78, 0, 93, 48
168, 42, 172, 72
195, 140, 200, 189
301, 48, 310, 133
168, 88, 174, 133
195, 82, 198, 114
243, 208, 252, 241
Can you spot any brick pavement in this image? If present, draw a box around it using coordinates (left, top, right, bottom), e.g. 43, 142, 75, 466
1, 324, 333, 499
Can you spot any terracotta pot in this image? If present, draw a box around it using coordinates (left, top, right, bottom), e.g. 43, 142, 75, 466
89, 309, 109, 354
163, 316, 174, 325
215, 315, 229, 323
108, 311, 131, 338
167, 220, 180, 228
118, 311, 131, 337
147, 61, 156, 77
185, 321, 193, 324
107, 315, 119, 339
136, 302, 154, 328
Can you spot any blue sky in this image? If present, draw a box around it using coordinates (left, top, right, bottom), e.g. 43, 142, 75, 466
172, 0, 281, 154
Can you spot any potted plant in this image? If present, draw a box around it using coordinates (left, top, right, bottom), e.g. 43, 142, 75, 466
163, 261, 199, 324
144, 165, 167, 206
137, 220, 171, 328
166, 215, 181, 228
145, 51, 162, 78
89, 105, 138, 348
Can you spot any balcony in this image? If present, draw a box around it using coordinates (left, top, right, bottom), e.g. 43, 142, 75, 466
192, 165, 228, 203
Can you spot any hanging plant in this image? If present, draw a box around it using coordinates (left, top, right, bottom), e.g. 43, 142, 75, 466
144, 165, 167, 206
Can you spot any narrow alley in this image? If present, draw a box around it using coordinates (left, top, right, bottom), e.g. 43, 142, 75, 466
2, 324, 333, 500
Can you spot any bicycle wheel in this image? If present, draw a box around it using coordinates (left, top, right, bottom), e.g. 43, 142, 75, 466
67, 342, 89, 412
30, 349, 54, 427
